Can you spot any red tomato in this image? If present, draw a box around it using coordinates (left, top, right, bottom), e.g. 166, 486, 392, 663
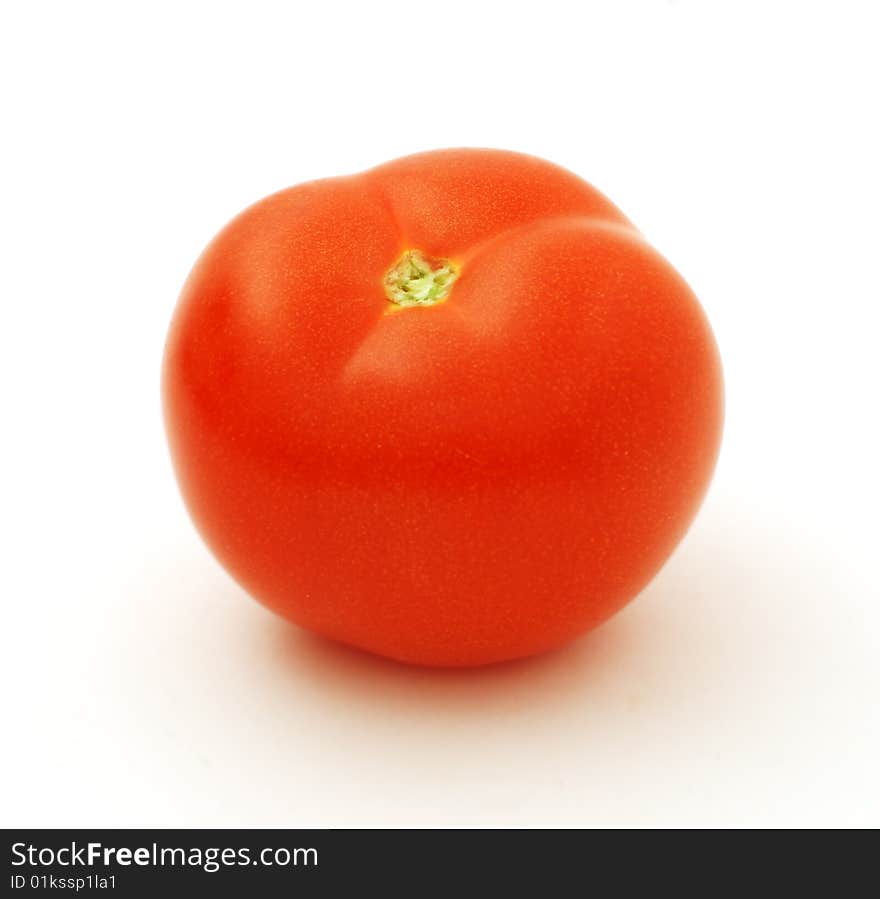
163, 149, 723, 667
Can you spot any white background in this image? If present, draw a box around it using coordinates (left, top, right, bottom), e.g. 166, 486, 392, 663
2, 1, 878, 828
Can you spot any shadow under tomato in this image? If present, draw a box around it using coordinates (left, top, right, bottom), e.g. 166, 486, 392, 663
270, 620, 628, 713
256, 567, 709, 733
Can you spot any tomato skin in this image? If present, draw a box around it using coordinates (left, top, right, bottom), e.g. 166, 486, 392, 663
163, 149, 723, 667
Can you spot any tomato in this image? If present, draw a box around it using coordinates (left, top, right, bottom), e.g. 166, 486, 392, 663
163, 149, 723, 667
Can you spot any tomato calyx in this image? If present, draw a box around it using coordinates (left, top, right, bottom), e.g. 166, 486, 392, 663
383, 249, 459, 308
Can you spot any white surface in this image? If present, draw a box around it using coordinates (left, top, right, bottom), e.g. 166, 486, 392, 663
2, 1, 878, 828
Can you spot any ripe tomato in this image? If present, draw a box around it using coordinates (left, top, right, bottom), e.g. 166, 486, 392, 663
163, 149, 723, 667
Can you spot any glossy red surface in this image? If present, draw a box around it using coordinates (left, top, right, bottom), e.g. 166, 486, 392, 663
163, 149, 723, 666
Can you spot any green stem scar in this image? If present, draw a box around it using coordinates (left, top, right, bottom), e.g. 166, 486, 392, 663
384, 250, 459, 307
